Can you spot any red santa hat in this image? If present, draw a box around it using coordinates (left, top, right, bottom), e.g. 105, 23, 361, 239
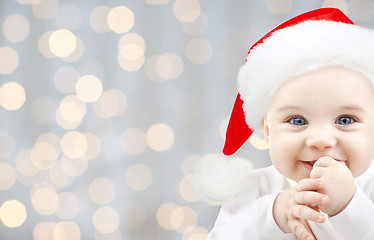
195, 8, 374, 205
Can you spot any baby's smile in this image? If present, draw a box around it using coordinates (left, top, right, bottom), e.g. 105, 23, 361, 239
301, 158, 347, 173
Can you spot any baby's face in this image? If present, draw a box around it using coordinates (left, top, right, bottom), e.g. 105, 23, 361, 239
262, 66, 374, 182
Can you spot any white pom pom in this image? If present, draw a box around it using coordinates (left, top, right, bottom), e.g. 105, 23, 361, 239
194, 154, 254, 205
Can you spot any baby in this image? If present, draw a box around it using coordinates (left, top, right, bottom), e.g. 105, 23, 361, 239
196, 8, 374, 240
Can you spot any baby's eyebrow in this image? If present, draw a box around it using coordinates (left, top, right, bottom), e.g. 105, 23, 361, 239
278, 105, 364, 111
278, 106, 303, 112
339, 105, 365, 112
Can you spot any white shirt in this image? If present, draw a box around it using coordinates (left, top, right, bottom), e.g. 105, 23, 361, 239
208, 162, 374, 239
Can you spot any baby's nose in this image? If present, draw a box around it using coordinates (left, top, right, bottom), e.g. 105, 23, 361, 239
305, 129, 337, 150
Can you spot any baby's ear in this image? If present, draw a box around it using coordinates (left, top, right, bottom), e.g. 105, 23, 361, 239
262, 115, 270, 143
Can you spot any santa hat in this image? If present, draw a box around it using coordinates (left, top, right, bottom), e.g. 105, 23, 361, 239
195, 8, 374, 205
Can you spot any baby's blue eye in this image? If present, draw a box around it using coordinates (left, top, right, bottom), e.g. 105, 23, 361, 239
289, 117, 308, 126
336, 116, 354, 125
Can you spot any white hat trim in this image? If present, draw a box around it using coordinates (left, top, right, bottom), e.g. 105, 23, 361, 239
238, 20, 374, 138
194, 154, 254, 205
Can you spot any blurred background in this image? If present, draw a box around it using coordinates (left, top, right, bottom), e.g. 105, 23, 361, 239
0, 0, 373, 239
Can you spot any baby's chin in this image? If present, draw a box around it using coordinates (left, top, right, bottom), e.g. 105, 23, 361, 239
287, 171, 311, 183
292, 176, 309, 183
275, 166, 310, 183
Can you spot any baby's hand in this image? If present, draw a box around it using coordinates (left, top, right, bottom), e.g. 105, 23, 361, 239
310, 157, 356, 216
273, 178, 328, 240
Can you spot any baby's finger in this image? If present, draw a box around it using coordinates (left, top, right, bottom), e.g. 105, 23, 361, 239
314, 157, 334, 168
291, 205, 326, 223
310, 166, 327, 179
288, 219, 315, 240
296, 178, 323, 191
294, 191, 329, 206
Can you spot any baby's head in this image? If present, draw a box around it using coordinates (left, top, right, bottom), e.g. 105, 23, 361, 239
225, 8, 374, 181
262, 66, 374, 182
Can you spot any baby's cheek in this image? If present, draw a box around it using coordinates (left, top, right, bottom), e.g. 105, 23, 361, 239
350, 160, 372, 178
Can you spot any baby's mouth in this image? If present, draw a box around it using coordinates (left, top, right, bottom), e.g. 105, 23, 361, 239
302, 158, 347, 171
302, 160, 317, 172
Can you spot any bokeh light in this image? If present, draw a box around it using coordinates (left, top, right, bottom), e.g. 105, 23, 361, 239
49, 29, 77, 58
89, 177, 116, 204
32, 0, 59, 19
107, 6, 135, 33
157, 53, 184, 80
90, 5, 111, 33
145, 53, 184, 82
145, 55, 164, 82
93, 89, 127, 118
0, 82, 26, 110
322, 0, 349, 14
31, 184, 59, 216
120, 44, 144, 60
118, 50, 145, 72
36, 133, 61, 154
182, 155, 201, 176
0, 132, 15, 160
55, 192, 80, 220
33, 134, 61, 177
157, 202, 179, 230
56, 95, 87, 130
83, 132, 101, 160
0, 162, 16, 190
93, 206, 120, 234
146, 0, 169, 5
48, 163, 75, 188
62, 37, 84, 62
171, 206, 198, 233
125, 163, 152, 191
53, 221, 81, 240
16, 149, 40, 178
38, 31, 56, 58
33, 222, 55, 240
2, 14, 30, 42
60, 131, 88, 159
117, 33, 146, 72
60, 155, 88, 177
181, 13, 208, 36
120, 128, 147, 155
185, 37, 213, 64
173, 0, 201, 22
0, 47, 19, 74
0, 200, 27, 228
182, 227, 209, 240
31, 141, 58, 170
75, 75, 103, 103
179, 175, 200, 202
146, 123, 174, 152
118, 33, 146, 52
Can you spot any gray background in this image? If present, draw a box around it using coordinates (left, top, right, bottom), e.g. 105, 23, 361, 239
1, 0, 373, 239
